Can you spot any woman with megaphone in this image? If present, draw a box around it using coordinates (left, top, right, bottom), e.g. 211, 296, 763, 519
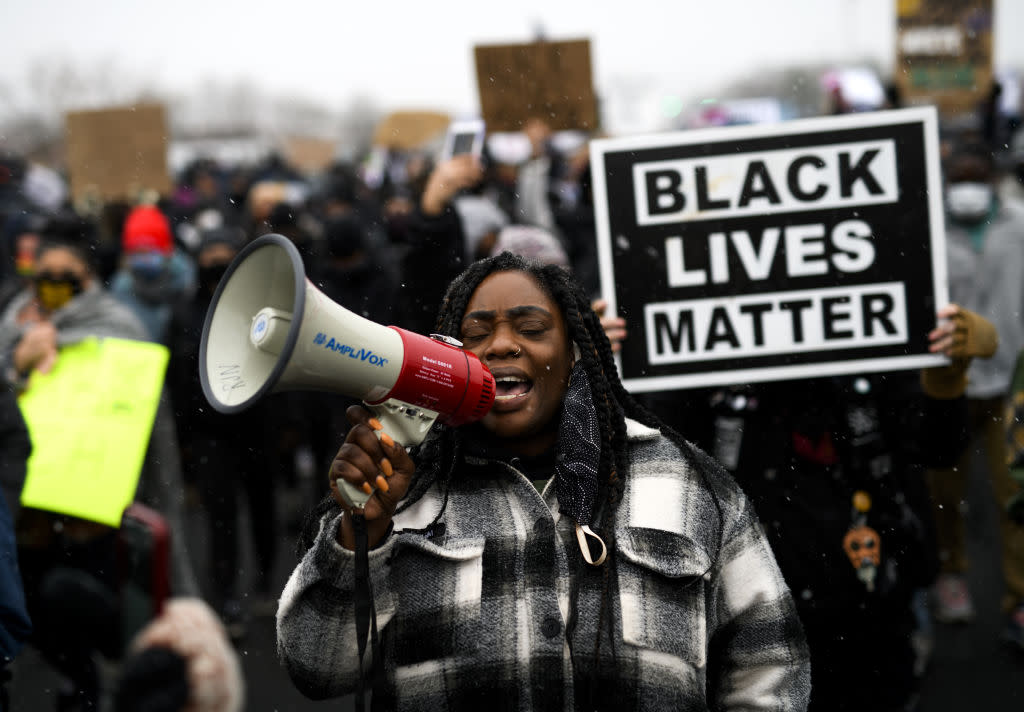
277, 252, 811, 711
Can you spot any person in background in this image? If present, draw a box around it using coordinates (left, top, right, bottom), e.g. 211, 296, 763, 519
168, 226, 276, 638
0, 390, 32, 712
110, 204, 196, 345
488, 224, 570, 268
600, 298, 994, 711
927, 141, 1024, 648
396, 153, 483, 335
0, 221, 198, 709
114, 598, 243, 712
0, 213, 47, 320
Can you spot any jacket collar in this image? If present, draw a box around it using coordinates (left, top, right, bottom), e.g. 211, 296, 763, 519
625, 417, 660, 441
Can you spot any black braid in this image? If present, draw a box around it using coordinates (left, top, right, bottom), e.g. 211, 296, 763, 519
296, 251, 725, 684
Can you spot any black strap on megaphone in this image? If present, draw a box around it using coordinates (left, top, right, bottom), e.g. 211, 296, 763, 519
351, 512, 381, 711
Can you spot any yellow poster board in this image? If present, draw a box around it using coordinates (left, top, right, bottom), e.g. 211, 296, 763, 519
18, 337, 169, 527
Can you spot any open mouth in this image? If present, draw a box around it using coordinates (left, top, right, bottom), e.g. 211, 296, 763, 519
494, 375, 533, 401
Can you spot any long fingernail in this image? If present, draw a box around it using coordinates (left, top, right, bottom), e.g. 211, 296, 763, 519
380, 458, 393, 477
375, 475, 390, 493
368, 418, 383, 431
380, 432, 395, 448
361, 482, 374, 495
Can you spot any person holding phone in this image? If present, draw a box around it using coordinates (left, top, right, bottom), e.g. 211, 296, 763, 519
278, 252, 810, 710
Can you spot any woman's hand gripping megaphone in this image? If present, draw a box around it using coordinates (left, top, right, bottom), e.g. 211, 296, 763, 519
330, 404, 418, 550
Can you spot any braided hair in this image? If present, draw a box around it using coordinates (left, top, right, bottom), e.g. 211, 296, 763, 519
297, 252, 724, 689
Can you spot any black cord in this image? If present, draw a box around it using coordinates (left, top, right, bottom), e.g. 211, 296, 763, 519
351, 513, 380, 712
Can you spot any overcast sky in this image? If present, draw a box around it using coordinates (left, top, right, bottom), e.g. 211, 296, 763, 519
2, 0, 1022, 128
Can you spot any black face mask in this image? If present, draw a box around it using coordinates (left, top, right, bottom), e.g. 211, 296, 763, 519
198, 263, 230, 294
35, 271, 84, 312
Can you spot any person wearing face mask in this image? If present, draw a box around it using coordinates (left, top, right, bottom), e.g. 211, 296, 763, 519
110, 204, 197, 345
926, 140, 1024, 649
167, 226, 278, 638
0, 223, 199, 709
290, 215, 402, 498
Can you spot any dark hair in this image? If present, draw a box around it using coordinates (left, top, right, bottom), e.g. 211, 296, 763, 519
299, 252, 724, 681
35, 211, 100, 274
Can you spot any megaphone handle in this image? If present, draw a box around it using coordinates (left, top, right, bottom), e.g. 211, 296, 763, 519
335, 399, 441, 510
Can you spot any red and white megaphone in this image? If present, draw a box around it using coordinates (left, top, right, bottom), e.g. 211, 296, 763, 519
199, 234, 495, 508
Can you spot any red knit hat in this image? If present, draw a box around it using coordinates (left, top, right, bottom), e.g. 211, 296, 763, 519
123, 205, 173, 255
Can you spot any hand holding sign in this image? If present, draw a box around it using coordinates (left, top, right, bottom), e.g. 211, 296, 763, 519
921, 304, 999, 399
13, 321, 58, 376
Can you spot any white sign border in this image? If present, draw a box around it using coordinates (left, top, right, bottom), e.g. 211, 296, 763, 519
590, 107, 949, 390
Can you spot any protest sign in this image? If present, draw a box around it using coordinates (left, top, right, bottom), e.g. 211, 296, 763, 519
18, 338, 169, 527
282, 135, 337, 175
895, 0, 993, 122
474, 38, 597, 132
372, 111, 451, 150
65, 103, 171, 204
590, 107, 948, 391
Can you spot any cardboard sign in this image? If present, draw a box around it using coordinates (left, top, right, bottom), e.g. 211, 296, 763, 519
372, 111, 452, 150
895, 0, 993, 121
65, 103, 171, 204
18, 338, 169, 526
282, 136, 338, 175
474, 39, 597, 132
591, 108, 948, 391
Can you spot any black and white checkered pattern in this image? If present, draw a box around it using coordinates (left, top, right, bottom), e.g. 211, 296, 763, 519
277, 419, 810, 710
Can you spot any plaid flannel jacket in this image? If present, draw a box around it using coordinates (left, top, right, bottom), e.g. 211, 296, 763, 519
277, 419, 810, 711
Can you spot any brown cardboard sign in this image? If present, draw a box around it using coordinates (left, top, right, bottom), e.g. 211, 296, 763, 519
282, 136, 338, 174
372, 111, 452, 150
474, 39, 597, 132
65, 104, 171, 204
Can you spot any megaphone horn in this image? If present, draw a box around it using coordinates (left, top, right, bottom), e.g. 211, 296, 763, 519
199, 234, 495, 508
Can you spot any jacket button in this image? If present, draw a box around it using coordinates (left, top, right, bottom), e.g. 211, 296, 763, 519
541, 617, 561, 639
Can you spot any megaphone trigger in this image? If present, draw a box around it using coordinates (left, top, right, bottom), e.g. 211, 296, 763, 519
334, 398, 441, 510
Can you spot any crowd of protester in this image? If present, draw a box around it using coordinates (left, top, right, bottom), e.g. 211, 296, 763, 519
0, 84, 1022, 711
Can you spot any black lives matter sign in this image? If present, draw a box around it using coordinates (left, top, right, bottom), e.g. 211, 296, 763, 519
590, 108, 948, 391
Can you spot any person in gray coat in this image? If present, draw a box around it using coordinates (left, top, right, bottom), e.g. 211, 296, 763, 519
927, 142, 1024, 647
0, 227, 198, 709
278, 252, 810, 711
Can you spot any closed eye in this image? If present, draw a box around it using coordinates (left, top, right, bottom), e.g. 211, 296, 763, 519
518, 320, 548, 337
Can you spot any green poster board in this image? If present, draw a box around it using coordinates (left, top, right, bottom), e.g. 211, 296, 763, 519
18, 337, 169, 526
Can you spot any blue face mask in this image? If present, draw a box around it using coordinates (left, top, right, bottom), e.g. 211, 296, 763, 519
128, 252, 168, 280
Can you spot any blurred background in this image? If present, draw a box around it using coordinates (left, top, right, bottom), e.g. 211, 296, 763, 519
1, 0, 1022, 169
